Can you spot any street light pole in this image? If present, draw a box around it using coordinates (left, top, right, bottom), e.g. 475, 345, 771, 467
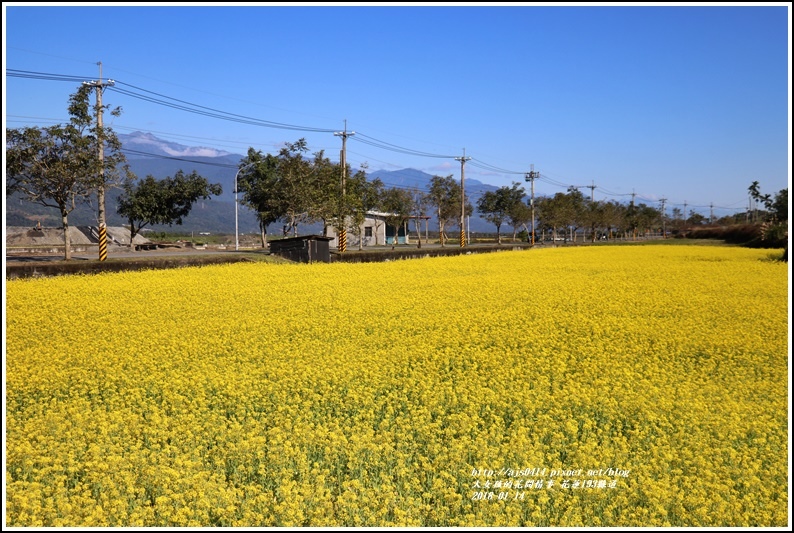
235, 162, 257, 251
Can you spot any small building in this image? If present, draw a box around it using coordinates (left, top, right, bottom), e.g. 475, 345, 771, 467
268, 235, 333, 263
325, 211, 432, 248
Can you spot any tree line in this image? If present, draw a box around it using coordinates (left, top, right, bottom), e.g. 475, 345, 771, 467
6, 86, 789, 260
235, 145, 477, 250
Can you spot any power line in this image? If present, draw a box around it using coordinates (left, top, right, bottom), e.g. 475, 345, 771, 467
8, 69, 339, 133
538, 173, 573, 189
352, 133, 456, 159
119, 148, 239, 169
7, 68, 764, 212
109, 82, 337, 133
468, 158, 524, 175
6, 68, 93, 83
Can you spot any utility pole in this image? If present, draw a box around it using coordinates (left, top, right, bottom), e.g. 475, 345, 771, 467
455, 149, 471, 247
659, 197, 667, 239
631, 189, 636, 207
524, 165, 540, 246
83, 62, 115, 261
683, 201, 688, 229
710, 203, 714, 224
334, 121, 355, 252
586, 180, 596, 202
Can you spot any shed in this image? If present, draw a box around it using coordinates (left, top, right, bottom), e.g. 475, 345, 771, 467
324, 212, 432, 248
268, 235, 333, 263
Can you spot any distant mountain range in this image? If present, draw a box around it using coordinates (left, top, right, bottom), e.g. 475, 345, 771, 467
6, 131, 504, 235
119, 131, 236, 159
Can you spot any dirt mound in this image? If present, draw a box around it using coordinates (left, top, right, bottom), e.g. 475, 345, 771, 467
6, 226, 92, 246
5, 226, 151, 247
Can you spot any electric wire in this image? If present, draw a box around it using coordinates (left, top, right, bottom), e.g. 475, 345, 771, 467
119, 148, 239, 169
108, 86, 333, 133
6, 68, 764, 216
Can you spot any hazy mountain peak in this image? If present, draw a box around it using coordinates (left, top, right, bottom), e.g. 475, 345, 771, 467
120, 131, 234, 158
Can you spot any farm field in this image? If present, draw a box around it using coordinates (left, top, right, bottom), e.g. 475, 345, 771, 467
5, 244, 789, 527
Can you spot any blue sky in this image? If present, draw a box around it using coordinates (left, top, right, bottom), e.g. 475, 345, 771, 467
4, 3, 791, 219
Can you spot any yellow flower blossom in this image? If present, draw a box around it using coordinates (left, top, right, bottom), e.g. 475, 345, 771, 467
5, 245, 788, 526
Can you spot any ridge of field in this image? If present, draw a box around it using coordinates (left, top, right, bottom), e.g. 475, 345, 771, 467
5, 245, 789, 527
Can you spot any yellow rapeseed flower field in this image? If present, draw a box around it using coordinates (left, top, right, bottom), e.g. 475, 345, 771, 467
5, 244, 789, 527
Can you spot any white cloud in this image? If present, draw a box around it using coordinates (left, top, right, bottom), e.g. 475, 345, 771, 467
161, 146, 229, 158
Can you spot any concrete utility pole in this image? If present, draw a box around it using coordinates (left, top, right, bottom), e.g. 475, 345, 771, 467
683, 201, 688, 228
455, 149, 471, 247
710, 203, 714, 224
586, 180, 596, 202
659, 197, 667, 238
83, 62, 115, 261
524, 165, 540, 246
333, 121, 355, 252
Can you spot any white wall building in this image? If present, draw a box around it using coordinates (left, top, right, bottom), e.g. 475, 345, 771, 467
324, 211, 431, 249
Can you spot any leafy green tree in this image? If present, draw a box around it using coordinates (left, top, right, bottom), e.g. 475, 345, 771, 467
746, 182, 787, 260
6, 86, 130, 260
305, 149, 343, 236
686, 212, 706, 226
772, 188, 788, 222
637, 203, 662, 236
346, 168, 382, 249
507, 201, 532, 242
277, 139, 315, 236
749, 181, 788, 224
381, 187, 414, 247
117, 170, 222, 248
410, 188, 429, 248
427, 175, 461, 247
748, 181, 770, 222
563, 187, 587, 241
535, 195, 558, 241
583, 200, 605, 242
536, 192, 568, 241
671, 207, 684, 233
624, 203, 639, 239
237, 149, 282, 248
601, 200, 625, 240
536, 188, 592, 242
476, 182, 525, 245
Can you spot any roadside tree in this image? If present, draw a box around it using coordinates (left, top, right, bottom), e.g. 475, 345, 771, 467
476, 182, 525, 245
381, 187, 414, 247
277, 139, 315, 236
307, 149, 343, 236
427, 175, 460, 247
507, 201, 532, 242
346, 168, 383, 250
410, 188, 429, 248
6, 86, 130, 260
237, 149, 282, 248
116, 170, 222, 248
536, 193, 569, 241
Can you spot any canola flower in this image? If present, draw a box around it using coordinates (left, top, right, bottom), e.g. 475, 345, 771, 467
5, 244, 789, 527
